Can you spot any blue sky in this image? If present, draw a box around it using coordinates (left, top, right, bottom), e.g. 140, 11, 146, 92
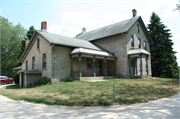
0, 0, 180, 65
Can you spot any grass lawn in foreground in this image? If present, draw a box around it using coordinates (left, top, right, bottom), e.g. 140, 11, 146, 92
0, 77, 179, 106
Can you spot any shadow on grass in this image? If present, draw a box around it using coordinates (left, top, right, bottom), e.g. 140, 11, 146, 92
5, 85, 21, 89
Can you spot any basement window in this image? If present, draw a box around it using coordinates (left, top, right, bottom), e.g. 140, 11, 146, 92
87, 58, 92, 69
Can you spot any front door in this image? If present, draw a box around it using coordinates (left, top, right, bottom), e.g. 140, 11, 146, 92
21, 72, 24, 88
131, 59, 135, 75
99, 59, 103, 76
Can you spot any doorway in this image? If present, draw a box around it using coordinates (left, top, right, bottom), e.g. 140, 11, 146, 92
131, 59, 135, 75
21, 72, 24, 88
98, 59, 103, 76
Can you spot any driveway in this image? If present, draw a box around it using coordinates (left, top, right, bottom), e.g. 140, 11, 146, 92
0, 84, 180, 119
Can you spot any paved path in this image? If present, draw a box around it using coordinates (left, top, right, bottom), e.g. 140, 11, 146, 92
0, 84, 180, 119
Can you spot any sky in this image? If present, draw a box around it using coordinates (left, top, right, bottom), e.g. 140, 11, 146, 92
0, 0, 180, 65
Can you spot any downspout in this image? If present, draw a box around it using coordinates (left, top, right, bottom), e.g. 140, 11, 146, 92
50, 43, 55, 80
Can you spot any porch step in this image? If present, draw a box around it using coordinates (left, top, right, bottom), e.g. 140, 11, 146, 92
72, 76, 117, 81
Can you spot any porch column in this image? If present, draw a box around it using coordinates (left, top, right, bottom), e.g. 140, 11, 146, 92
114, 58, 117, 76
104, 57, 107, 76
78, 54, 82, 77
93, 55, 96, 77
147, 55, 149, 75
70, 55, 73, 77
136, 57, 138, 75
140, 54, 143, 76
128, 56, 131, 76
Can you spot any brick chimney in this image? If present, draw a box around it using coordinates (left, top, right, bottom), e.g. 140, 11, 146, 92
132, 9, 137, 17
82, 27, 86, 33
41, 21, 47, 30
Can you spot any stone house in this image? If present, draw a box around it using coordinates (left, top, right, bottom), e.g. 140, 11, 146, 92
18, 9, 153, 87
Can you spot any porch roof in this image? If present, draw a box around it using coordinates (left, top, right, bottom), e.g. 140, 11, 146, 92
128, 48, 150, 55
17, 70, 42, 74
70, 47, 116, 57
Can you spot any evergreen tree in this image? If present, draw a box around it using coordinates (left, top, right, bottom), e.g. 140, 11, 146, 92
147, 12, 178, 78
27, 26, 35, 40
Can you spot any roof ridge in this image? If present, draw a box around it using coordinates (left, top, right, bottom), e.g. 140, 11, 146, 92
77, 16, 140, 38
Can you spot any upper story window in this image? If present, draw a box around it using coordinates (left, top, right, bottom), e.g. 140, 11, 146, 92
42, 54, 46, 69
131, 36, 134, 48
26, 61, 28, 70
137, 24, 140, 32
144, 41, 147, 50
87, 58, 92, 69
37, 38, 39, 49
138, 39, 141, 48
32, 56, 35, 70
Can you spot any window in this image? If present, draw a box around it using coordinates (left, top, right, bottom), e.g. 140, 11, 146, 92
87, 58, 92, 69
32, 56, 35, 70
131, 36, 134, 48
137, 24, 140, 32
138, 39, 141, 48
26, 61, 28, 70
144, 41, 146, 50
37, 38, 39, 49
42, 54, 46, 69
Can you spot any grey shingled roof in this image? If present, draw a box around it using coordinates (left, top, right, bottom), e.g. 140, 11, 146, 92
77, 16, 140, 41
128, 48, 150, 55
37, 30, 102, 51
77, 16, 153, 44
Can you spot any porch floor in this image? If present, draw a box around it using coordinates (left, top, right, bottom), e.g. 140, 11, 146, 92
71, 76, 117, 81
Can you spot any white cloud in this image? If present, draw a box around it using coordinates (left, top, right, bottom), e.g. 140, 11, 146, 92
48, 25, 62, 35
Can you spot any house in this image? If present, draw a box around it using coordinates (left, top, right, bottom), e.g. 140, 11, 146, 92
18, 9, 153, 88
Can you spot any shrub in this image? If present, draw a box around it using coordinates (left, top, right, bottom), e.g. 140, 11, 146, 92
13, 74, 19, 84
31, 76, 51, 86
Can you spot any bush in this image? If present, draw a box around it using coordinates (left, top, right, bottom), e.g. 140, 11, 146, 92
13, 74, 19, 84
31, 76, 51, 86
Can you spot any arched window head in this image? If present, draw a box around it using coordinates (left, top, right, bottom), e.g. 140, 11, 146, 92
131, 36, 134, 48
144, 41, 147, 50
137, 24, 140, 32
138, 39, 141, 48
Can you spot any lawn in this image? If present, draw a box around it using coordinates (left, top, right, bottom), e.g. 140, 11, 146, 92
0, 77, 179, 106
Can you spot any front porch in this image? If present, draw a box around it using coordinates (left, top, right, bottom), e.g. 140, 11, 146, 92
70, 47, 117, 79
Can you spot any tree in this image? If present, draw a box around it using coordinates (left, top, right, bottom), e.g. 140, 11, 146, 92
26, 26, 35, 40
0, 16, 26, 77
147, 12, 178, 78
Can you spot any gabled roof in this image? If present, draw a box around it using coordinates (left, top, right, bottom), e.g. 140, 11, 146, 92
18, 30, 106, 63
37, 30, 102, 51
77, 16, 153, 44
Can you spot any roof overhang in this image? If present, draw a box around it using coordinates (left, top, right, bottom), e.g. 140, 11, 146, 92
13, 66, 22, 70
70, 47, 116, 58
128, 48, 150, 56
17, 70, 42, 75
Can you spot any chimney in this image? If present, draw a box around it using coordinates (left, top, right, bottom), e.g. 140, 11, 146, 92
132, 9, 137, 17
82, 27, 86, 33
25, 40, 29, 47
41, 21, 47, 30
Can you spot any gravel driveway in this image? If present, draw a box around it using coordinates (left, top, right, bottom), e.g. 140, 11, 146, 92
0, 84, 180, 119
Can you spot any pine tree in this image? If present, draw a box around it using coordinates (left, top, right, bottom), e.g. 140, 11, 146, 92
27, 26, 35, 40
147, 12, 178, 78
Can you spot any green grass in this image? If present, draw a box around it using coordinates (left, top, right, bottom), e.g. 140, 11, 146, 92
0, 77, 179, 106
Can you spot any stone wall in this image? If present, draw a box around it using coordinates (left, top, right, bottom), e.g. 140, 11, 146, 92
126, 20, 152, 76
51, 46, 72, 82
21, 34, 51, 78
93, 34, 127, 78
